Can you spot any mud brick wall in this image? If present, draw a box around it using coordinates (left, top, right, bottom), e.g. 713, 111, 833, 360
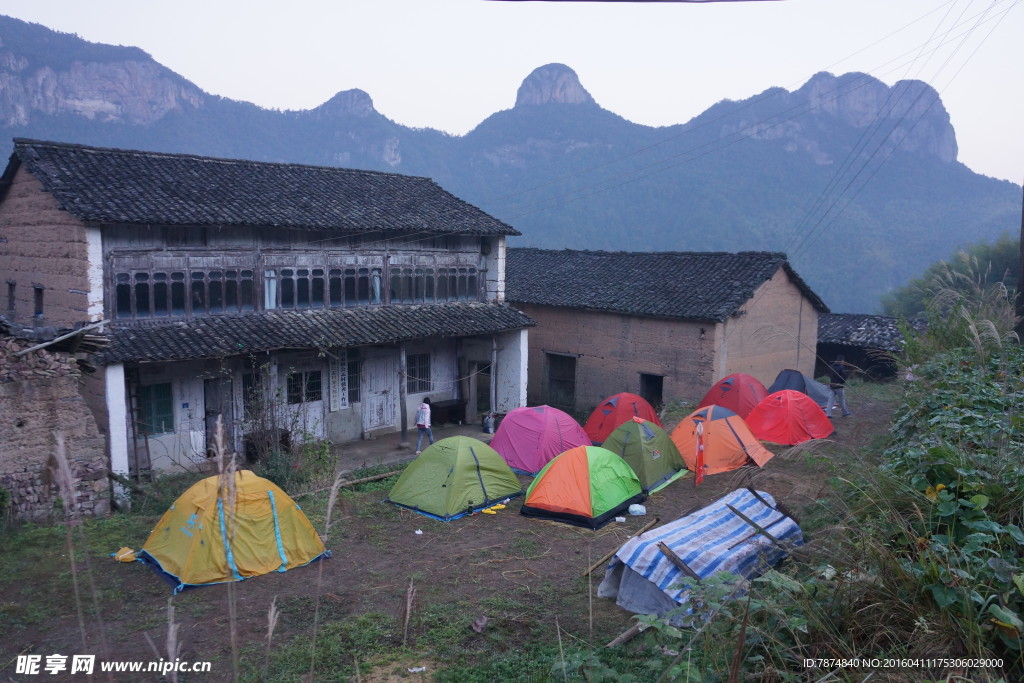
0, 166, 93, 328
714, 269, 820, 386
0, 338, 109, 521
518, 305, 712, 416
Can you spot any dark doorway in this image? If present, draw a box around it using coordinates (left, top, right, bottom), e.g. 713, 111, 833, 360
639, 373, 664, 411
546, 353, 577, 410
204, 377, 235, 456
473, 362, 492, 416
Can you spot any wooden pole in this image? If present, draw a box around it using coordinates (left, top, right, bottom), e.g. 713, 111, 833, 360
727, 515, 787, 550
657, 542, 701, 583
13, 320, 106, 357
605, 621, 647, 648
726, 504, 787, 551
291, 469, 404, 498
337, 470, 402, 488
398, 343, 409, 447
582, 517, 660, 576
489, 336, 498, 416
1015, 179, 1024, 339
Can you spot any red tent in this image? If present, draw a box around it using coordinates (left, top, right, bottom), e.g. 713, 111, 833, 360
698, 373, 768, 418
489, 405, 590, 474
746, 390, 834, 445
583, 392, 661, 445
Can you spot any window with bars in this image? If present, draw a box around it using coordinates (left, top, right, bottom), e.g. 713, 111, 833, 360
286, 370, 323, 404
347, 357, 362, 404
406, 353, 431, 394
138, 383, 174, 435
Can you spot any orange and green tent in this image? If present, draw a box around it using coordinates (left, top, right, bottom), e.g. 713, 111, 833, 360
115, 470, 329, 593
520, 445, 645, 529
602, 417, 688, 493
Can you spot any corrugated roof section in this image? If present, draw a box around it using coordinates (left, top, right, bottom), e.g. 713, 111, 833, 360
506, 248, 827, 322
103, 302, 535, 363
9, 138, 519, 236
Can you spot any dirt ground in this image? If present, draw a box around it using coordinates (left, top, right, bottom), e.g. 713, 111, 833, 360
0, 387, 898, 681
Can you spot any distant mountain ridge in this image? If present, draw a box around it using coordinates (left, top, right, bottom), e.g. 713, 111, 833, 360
0, 14, 1019, 313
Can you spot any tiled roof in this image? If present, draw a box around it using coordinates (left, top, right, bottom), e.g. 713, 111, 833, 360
817, 313, 925, 352
103, 303, 535, 363
4, 138, 518, 236
506, 248, 828, 322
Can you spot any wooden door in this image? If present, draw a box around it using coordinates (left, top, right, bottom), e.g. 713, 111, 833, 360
362, 354, 397, 432
204, 377, 235, 456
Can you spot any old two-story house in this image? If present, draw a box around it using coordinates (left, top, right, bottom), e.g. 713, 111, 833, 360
0, 139, 533, 477
506, 248, 828, 415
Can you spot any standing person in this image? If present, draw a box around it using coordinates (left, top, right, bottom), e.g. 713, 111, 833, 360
826, 355, 852, 418
415, 397, 434, 455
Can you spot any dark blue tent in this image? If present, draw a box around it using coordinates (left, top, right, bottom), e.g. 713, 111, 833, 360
767, 369, 831, 408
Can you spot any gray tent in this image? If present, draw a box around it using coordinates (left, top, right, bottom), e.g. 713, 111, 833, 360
767, 369, 831, 408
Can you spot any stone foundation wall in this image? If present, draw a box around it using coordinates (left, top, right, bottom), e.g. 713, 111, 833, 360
0, 337, 109, 521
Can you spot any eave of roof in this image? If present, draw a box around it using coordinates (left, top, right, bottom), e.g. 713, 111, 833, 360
506, 248, 828, 322
817, 313, 925, 352
102, 302, 536, 363
5, 138, 519, 236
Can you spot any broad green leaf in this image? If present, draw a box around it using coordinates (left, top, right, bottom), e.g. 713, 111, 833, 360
988, 604, 1024, 630
929, 584, 959, 608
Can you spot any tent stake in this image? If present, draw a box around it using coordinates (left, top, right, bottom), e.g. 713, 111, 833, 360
582, 517, 660, 577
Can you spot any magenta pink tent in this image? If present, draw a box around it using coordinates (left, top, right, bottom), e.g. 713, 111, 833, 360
490, 405, 591, 474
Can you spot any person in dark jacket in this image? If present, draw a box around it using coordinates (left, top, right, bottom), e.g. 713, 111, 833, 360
826, 355, 852, 418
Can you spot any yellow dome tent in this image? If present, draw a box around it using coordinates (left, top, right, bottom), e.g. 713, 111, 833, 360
115, 470, 329, 593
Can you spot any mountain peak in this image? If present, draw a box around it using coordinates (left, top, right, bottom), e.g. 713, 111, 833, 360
515, 64, 595, 107
312, 89, 376, 118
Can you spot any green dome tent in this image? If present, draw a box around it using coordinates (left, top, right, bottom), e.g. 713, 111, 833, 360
386, 436, 523, 521
602, 417, 688, 493
520, 445, 645, 529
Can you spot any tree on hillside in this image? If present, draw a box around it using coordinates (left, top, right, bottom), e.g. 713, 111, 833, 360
881, 234, 1019, 318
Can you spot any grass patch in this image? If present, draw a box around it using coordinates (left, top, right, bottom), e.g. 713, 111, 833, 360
241, 611, 400, 682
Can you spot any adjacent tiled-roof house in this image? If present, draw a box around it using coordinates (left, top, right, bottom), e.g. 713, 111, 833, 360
0, 139, 533, 478
506, 248, 827, 415
816, 313, 924, 378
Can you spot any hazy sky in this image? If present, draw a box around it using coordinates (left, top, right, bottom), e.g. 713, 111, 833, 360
1, 0, 1021, 183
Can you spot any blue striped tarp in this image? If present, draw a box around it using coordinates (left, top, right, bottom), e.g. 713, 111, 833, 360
597, 488, 803, 617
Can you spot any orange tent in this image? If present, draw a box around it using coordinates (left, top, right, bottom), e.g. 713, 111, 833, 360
584, 392, 661, 444
670, 405, 774, 482
697, 373, 768, 418
746, 390, 834, 445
